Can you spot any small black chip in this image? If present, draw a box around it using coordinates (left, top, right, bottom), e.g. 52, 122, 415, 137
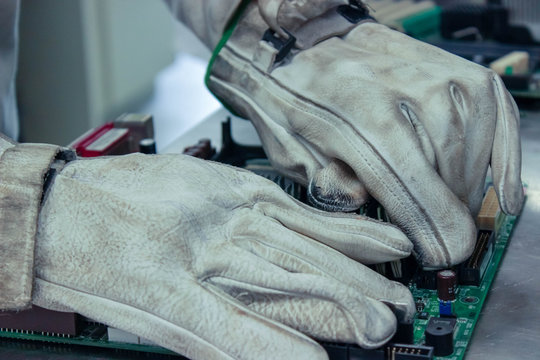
418, 312, 430, 320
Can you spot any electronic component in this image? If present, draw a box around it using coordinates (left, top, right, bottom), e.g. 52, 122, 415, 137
139, 138, 157, 154
438, 301, 453, 317
368, 0, 437, 33
476, 186, 504, 233
114, 113, 154, 153
107, 327, 157, 346
415, 300, 425, 312
391, 322, 414, 344
414, 269, 438, 290
69, 113, 155, 157
384, 343, 434, 360
107, 327, 139, 344
425, 317, 456, 357
182, 139, 215, 159
418, 312, 430, 320
459, 230, 495, 286
499, 0, 540, 43
440, 4, 509, 41
490, 51, 530, 75
0, 306, 79, 336
70, 123, 130, 157
437, 270, 457, 301
212, 118, 267, 167
437, 270, 457, 316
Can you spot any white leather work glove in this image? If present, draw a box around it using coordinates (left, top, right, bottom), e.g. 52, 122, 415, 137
33, 153, 415, 360
166, 0, 524, 268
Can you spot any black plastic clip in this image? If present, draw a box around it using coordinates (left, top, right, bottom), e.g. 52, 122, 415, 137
337, 4, 372, 24
262, 28, 296, 63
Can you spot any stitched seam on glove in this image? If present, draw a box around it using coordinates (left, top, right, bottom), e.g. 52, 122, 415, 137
201, 280, 325, 348
233, 233, 330, 275
260, 204, 411, 255
231, 234, 408, 311
204, 274, 384, 347
210, 46, 450, 263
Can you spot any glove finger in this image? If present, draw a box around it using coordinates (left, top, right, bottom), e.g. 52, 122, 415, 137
490, 75, 524, 215
411, 80, 491, 219
251, 191, 412, 264
344, 23, 524, 215
308, 158, 370, 212
266, 73, 476, 267
335, 120, 477, 268
212, 244, 399, 349
33, 277, 328, 360
230, 214, 415, 323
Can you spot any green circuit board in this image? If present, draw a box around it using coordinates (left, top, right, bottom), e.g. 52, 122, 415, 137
0, 324, 179, 357
410, 213, 518, 360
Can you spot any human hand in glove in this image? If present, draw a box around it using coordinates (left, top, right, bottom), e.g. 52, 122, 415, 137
32, 153, 414, 360
166, 0, 524, 268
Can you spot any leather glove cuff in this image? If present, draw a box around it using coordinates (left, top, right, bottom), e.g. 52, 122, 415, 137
205, 0, 374, 110
0, 143, 75, 310
257, 0, 373, 49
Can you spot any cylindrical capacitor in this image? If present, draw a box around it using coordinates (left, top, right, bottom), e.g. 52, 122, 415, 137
139, 138, 156, 154
437, 270, 457, 301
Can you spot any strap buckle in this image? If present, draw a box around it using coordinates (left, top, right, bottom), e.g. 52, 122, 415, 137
262, 28, 296, 62
337, 3, 372, 24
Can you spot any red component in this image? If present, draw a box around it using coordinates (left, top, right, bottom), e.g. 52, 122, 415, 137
71, 122, 130, 157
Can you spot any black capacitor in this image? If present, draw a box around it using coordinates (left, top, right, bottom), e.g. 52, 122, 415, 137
139, 138, 156, 154
425, 317, 456, 357
437, 269, 457, 301
390, 321, 414, 344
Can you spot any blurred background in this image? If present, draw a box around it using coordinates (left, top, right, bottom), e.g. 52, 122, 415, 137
16, 0, 219, 150
15, 0, 540, 149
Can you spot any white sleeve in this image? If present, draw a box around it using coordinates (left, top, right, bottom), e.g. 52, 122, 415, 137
0, 0, 20, 140
162, 0, 243, 49
0, 132, 16, 158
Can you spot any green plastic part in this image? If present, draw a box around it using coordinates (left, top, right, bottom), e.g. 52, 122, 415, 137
402, 6, 442, 38
204, 0, 252, 116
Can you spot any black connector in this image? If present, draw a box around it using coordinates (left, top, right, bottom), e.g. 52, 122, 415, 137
321, 342, 384, 360
414, 269, 438, 290
459, 230, 495, 286
384, 343, 434, 359
391, 322, 414, 344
